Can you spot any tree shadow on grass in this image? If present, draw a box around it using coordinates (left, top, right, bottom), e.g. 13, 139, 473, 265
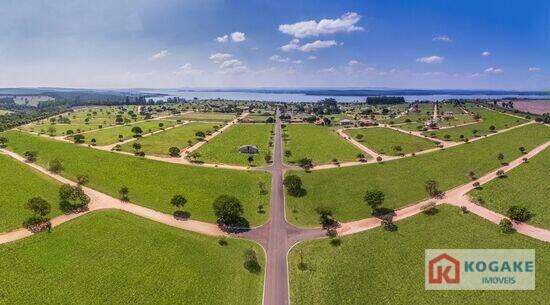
173, 211, 191, 220
372, 207, 396, 219
218, 217, 251, 234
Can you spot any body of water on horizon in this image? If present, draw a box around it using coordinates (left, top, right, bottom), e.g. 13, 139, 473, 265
148, 90, 550, 103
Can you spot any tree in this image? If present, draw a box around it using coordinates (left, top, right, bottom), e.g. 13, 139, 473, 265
59, 184, 90, 212
264, 154, 272, 163
90, 138, 97, 146
24, 151, 38, 162
73, 134, 85, 144
364, 190, 385, 213
168, 146, 181, 157
243, 248, 261, 273
171, 194, 187, 209
381, 215, 397, 231
131, 126, 143, 137
158, 122, 164, 129
213, 195, 244, 226
425, 180, 440, 197
355, 134, 364, 140
0, 136, 8, 148
284, 150, 292, 157
506, 206, 532, 222
489, 125, 496, 132
25, 197, 51, 217
195, 131, 206, 138
298, 158, 313, 170
119, 186, 129, 201
188, 151, 201, 162
376, 156, 383, 162
77, 175, 89, 185
247, 155, 254, 165
496, 169, 506, 178
499, 219, 514, 233
519, 146, 526, 154
118, 134, 124, 142
132, 142, 142, 152
283, 175, 303, 196
497, 152, 505, 164
48, 158, 64, 173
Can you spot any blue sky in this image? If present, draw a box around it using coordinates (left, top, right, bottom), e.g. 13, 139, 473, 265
0, 0, 548, 90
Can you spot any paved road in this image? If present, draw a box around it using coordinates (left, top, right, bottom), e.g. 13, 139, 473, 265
241, 109, 324, 305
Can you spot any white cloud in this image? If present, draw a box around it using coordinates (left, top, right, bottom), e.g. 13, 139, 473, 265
278, 12, 363, 38
209, 53, 233, 63
219, 59, 243, 69
416, 55, 444, 64
348, 60, 359, 66
433, 35, 451, 42
280, 39, 300, 52
471, 73, 482, 77
319, 67, 336, 73
481, 51, 490, 56
269, 55, 291, 63
298, 40, 337, 52
528, 67, 541, 72
179, 63, 193, 70
216, 35, 228, 43
292, 60, 303, 64
151, 50, 169, 60
307, 55, 317, 60
231, 31, 246, 42
484, 67, 503, 73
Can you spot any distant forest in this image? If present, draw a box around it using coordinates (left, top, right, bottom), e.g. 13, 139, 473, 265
366, 96, 405, 105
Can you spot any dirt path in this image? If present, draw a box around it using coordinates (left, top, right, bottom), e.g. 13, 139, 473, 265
0, 148, 226, 245
433, 103, 438, 120
316, 121, 538, 171
336, 142, 550, 241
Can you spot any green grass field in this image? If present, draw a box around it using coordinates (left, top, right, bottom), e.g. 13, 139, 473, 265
196, 124, 273, 166
246, 114, 274, 123
289, 205, 549, 305
469, 147, 550, 229
284, 124, 362, 164
22, 106, 148, 136
2, 131, 271, 226
0, 154, 61, 233
73, 120, 176, 146
0, 210, 264, 305
344, 127, 438, 155
286, 124, 550, 227
169, 112, 237, 122
120, 122, 218, 156
424, 108, 527, 141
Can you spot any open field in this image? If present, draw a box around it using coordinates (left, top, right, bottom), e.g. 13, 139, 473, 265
0, 154, 61, 233
168, 112, 237, 122
286, 123, 550, 227
289, 205, 550, 305
2, 131, 271, 226
120, 122, 218, 156
246, 114, 274, 123
73, 119, 176, 146
284, 124, 362, 164
343, 127, 438, 155
0, 210, 264, 305
0, 110, 12, 115
196, 124, 273, 166
469, 147, 550, 229
424, 107, 527, 141
22, 106, 149, 136
498, 100, 550, 115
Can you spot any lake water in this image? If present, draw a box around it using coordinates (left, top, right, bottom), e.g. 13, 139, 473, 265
148, 90, 549, 103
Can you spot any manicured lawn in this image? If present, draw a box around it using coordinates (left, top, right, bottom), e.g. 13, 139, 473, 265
344, 127, 438, 155
284, 124, 362, 164
22, 106, 147, 136
73, 119, 176, 146
424, 108, 527, 141
0, 154, 61, 233
120, 122, 218, 156
285, 124, 550, 227
196, 124, 274, 166
169, 112, 237, 122
289, 205, 550, 305
2, 131, 271, 226
469, 147, 550, 229
0, 210, 264, 305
